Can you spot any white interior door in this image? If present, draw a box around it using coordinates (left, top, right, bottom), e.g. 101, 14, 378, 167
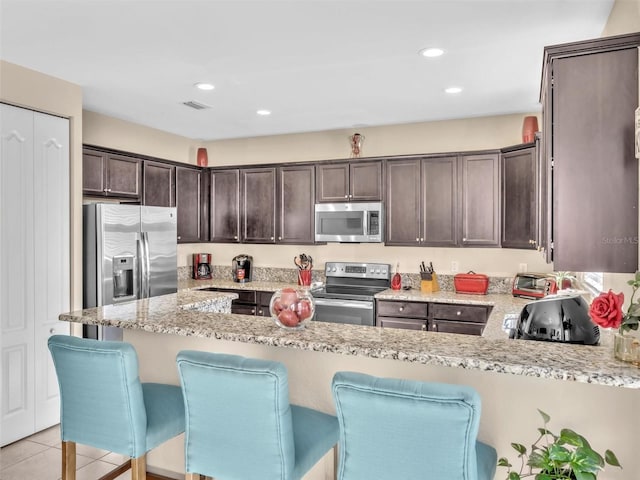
33, 111, 69, 432
0, 104, 69, 446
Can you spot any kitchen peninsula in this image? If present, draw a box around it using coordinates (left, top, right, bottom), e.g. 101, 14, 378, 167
59, 281, 640, 480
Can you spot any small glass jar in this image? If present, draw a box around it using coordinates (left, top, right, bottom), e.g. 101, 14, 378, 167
614, 333, 640, 366
270, 288, 315, 330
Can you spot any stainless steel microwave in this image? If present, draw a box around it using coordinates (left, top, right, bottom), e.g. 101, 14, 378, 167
314, 202, 384, 243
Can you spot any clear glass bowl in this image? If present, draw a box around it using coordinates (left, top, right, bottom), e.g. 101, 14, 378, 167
270, 288, 315, 330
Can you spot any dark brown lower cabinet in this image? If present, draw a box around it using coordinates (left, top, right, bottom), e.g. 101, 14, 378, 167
429, 302, 492, 336
376, 300, 491, 336
376, 300, 428, 330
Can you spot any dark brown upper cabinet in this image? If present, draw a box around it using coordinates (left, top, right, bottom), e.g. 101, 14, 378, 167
423, 156, 458, 246
176, 166, 202, 243
277, 164, 315, 244
143, 160, 175, 207
501, 143, 538, 249
460, 152, 500, 247
241, 167, 277, 243
316, 160, 382, 202
541, 33, 640, 272
83, 147, 141, 200
385, 156, 457, 247
210, 169, 240, 243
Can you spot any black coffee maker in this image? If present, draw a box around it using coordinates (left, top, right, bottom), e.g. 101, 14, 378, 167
232, 254, 253, 283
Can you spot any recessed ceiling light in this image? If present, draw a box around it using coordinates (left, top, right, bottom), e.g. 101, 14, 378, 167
420, 47, 444, 58
256, 110, 271, 116
194, 82, 214, 91
445, 86, 463, 94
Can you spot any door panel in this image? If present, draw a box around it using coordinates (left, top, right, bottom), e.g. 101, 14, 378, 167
385, 159, 421, 245
1, 104, 36, 445
142, 206, 178, 298
33, 111, 69, 431
423, 157, 457, 246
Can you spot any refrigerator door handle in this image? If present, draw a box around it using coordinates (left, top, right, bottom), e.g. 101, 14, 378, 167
140, 231, 152, 298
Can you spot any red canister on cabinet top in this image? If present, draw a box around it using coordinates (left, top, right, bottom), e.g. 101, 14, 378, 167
454, 271, 489, 295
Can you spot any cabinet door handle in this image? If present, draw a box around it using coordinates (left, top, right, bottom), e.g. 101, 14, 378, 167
278, 236, 282, 240
258, 309, 263, 315
463, 237, 467, 241
234, 235, 238, 240
49, 328, 56, 334
270, 236, 274, 240
421, 324, 426, 331
251, 309, 256, 315
399, 306, 404, 312
344, 195, 349, 198
420, 238, 424, 242
416, 237, 420, 241
456, 311, 461, 316
177, 235, 182, 240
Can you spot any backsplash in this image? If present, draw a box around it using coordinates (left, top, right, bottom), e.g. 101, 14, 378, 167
178, 266, 513, 294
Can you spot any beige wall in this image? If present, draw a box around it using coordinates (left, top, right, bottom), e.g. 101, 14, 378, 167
602, 0, 640, 36
0, 60, 83, 317
204, 112, 535, 166
83, 110, 197, 165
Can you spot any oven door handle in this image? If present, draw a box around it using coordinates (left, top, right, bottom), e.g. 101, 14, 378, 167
314, 299, 373, 309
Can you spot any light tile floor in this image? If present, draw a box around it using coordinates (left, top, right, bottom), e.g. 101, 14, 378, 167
0, 425, 131, 480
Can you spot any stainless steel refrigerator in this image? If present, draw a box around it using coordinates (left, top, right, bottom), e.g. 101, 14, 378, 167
83, 203, 177, 340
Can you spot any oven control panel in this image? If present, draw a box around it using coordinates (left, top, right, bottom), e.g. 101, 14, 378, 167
324, 262, 391, 280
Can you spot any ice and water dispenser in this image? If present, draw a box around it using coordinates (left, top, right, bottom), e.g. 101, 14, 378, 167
112, 255, 135, 300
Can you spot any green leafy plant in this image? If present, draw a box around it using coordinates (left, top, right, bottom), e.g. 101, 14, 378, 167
498, 410, 621, 480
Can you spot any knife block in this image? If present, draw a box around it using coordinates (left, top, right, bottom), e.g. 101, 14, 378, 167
420, 274, 439, 293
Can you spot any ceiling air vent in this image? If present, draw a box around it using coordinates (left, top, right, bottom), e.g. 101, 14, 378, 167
182, 100, 211, 110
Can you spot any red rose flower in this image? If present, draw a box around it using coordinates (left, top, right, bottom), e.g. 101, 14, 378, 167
589, 290, 624, 329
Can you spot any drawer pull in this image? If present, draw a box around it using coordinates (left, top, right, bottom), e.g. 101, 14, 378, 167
421, 324, 426, 331
399, 306, 404, 312
456, 311, 461, 316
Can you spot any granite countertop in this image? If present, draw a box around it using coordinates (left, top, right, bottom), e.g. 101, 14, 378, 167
59, 280, 640, 389
180, 277, 300, 292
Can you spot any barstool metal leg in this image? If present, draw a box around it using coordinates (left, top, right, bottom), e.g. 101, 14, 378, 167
62, 441, 76, 480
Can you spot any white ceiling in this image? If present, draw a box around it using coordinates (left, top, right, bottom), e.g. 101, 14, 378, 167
0, 0, 614, 141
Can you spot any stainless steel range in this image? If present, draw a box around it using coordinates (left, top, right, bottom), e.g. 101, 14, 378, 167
311, 262, 391, 326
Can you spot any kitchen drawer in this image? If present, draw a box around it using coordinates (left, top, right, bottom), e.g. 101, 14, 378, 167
257, 291, 273, 306
429, 303, 490, 323
231, 304, 257, 315
378, 317, 427, 330
430, 319, 485, 336
377, 300, 428, 319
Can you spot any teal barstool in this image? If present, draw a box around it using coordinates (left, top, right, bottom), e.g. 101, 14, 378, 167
332, 371, 497, 480
48, 335, 185, 480
176, 350, 339, 480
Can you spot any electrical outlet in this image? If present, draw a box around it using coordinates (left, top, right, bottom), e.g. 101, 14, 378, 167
518, 263, 528, 273
451, 261, 459, 273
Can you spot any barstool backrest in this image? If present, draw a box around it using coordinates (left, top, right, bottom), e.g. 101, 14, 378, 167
177, 350, 296, 479
332, 371, 482, 480
48, 335, 148, 457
